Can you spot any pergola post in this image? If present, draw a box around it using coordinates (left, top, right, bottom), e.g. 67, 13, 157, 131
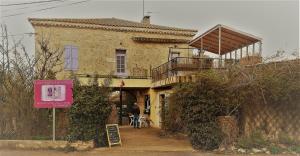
246, 46, 249, 58
240, 48, 243, 59
252, 43, 255, 56
200, 38, 203, 55
259, 41, 262, 56
230, 51, 232, 59
235, 50, 237, 62
218, 26, 221, 67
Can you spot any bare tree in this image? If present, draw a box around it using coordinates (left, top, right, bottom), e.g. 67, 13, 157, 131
0, 24, 63, 138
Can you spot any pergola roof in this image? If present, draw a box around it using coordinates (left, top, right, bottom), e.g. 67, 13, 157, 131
189, 24, 262, 55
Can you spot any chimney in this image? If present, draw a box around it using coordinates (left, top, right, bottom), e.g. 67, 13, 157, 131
141, 16, 150, 25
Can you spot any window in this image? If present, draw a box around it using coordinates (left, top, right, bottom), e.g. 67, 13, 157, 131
169, 52, 180, 61
144, 95, 150, 115
116, 49, 126, 74
64, 45, 78, 70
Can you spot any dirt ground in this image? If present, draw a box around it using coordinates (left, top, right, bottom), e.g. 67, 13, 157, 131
0, 150, 203, 156
0, 126, 297, 156
116, 125, 193, 151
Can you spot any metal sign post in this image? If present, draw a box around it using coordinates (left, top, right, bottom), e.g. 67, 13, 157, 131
34, 80, 73, 142
52, 107, 55, 141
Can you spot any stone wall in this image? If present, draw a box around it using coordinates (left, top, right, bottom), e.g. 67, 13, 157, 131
33, 26, 192, 80
241, 102, 300, 141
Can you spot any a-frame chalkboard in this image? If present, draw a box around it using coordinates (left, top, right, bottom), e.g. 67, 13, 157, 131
106, 124, 122, 147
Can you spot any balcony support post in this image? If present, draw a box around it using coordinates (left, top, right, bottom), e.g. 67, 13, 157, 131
252, 43, 255, 56
235, 50, 237, 62
201, 38, 203, 55
259, 41, 262, 56
246, 45, 249, 58
240, 48, 243, 59
218, 26, 221, 67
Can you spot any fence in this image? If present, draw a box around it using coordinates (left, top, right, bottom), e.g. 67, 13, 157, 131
151, 57, 238, 82
240, 101, 300, 140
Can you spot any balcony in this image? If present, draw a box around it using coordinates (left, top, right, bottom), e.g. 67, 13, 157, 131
151, 24, 263, 84
151, 57, 237, 82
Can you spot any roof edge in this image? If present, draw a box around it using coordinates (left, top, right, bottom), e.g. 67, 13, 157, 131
28, 17, 198, 33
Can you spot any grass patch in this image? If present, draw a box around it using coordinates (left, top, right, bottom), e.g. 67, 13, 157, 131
278, 133, 299, 146
268, 144, 284, 154
237, 130, 269, 149
289, 145, 300, 153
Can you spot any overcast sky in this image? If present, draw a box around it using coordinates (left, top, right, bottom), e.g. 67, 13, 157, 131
0, 0, 299, 58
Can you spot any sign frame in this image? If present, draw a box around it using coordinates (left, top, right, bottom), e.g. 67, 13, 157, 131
34, 80, 73, 108
106, 124, 122, 147
34, 80, 73, 141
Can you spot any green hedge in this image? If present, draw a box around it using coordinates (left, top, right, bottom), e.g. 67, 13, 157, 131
67, 76, 111, 147
167, 71, 232, 150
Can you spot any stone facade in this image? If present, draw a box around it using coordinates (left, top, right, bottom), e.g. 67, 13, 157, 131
30, 17, 197, 128
30, 18, 196, 80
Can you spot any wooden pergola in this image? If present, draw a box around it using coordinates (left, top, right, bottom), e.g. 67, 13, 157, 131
189, 24, 262, 59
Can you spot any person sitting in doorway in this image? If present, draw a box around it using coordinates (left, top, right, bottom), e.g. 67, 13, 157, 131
131, 102, 140, 128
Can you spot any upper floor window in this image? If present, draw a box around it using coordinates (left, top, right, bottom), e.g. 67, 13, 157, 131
64, 45, 78, 71
116, 49, 126, 74
169, 52, 180, 61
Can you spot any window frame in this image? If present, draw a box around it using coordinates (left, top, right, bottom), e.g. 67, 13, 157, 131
64, 45, 79, 71
115, 49, 127, 76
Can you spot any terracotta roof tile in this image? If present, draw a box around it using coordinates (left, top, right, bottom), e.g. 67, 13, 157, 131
28, 17, 197, 36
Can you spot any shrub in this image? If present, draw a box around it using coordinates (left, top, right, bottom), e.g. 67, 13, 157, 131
278, 133, 298, 146
189, 122, 224, 150
268, 144, 284, 154
67, 75, 112, 147
290, 145, 300, 153
165, 83, 192, 133
170, 71, 230, 150
237, 130, 269, 149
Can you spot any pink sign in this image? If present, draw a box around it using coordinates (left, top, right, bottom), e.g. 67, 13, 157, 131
34, 80, 73, 108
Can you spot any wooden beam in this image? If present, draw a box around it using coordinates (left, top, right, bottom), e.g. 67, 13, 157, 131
202, 37, 234, 51
210, 31, 250, 46
192, 39, 232, 53
219, 27, 221, 58
221, 24, 262, 41
204, 35, 239, 50
222, 28, 258, 43
189, 25, 219, 45
203, 41, 232, 53
193, 42, 227, 54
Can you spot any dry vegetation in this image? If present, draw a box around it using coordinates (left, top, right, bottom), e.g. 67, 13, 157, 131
0, 24, 63, 139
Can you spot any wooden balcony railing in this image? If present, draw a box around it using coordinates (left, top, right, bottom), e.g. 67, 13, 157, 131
151, 57, 237, 82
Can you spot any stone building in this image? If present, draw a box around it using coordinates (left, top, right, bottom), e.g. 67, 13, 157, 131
29, 16, 197, 127
29, 16, 264, 129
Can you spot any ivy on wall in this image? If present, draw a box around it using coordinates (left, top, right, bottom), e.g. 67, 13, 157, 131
67, 75, 112, 147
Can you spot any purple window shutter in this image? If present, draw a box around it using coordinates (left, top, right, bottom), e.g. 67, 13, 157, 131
71, 47, 78, 70
64, 46, 71, 69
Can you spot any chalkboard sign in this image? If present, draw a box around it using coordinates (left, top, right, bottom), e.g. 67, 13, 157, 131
106, 124, 122, 147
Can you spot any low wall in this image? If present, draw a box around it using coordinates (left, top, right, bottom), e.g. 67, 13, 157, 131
0, 140, 93, 150
241, 102, 300, 140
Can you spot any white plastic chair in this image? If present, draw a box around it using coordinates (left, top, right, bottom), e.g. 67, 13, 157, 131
139, 116, 146, 128
129, 115, 134, 126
